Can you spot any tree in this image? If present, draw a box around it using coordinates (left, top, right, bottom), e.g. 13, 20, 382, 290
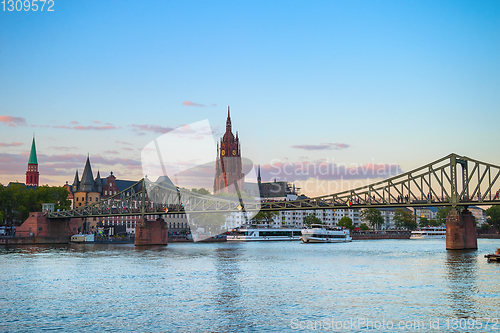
251, 210, 279, 226
0, 184, 71, 225
360, 208, 383, 230
436, 207, 452, 225
338, 216, 354, 231
486, 206, 500, 230
191, 188, 211, 196
393, 208, 417, 230
435, 206, 464, 225
359, 223, 370, 231
419, 217, 430, 228
303, 213, 322, 227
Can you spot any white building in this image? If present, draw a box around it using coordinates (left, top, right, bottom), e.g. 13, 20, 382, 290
469, 206, 487, 226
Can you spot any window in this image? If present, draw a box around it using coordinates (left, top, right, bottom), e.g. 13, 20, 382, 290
89, 197, 92, 202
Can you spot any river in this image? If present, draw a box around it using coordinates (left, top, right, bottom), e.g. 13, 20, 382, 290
1, 239, 499, 332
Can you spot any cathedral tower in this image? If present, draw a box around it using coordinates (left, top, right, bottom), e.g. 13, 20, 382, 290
214, 107, 245, 194
25, 136, 39, 187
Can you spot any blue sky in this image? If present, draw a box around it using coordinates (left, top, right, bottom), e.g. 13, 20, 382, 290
1, 1, 499, 195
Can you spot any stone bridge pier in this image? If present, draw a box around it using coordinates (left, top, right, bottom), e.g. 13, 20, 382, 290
134, 217, 168, 246
446, 208, 477, 250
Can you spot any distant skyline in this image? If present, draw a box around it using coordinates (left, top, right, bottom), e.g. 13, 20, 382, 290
1, 1, 499, 196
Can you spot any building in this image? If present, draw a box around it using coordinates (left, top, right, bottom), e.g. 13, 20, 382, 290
413, 207, 438, 224
274, 208, 362, 228
25, 136, 39, 187
214, 107, 245, 194
469, 206, 487, 225
67, 157, 189, 235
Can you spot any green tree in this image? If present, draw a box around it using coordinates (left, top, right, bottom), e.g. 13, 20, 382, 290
303, 213, 322, 227
191, 188, 211, 196
435, 206, 464, 225
251, 210, 279, 226
359, 223, 370, 231
338, 216, 354, 231
393, 208, 417, 230
360, 208, 383, 230
436, 207, 452, 225
0, 184, 71, 225
419, 217, 430, 227
486, 205, 500, 230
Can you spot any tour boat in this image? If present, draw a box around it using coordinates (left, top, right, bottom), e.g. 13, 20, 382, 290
70, 233, 95, 243
226, 228, 303, 241
410, 227, 446, 240
300, 224, 352, 243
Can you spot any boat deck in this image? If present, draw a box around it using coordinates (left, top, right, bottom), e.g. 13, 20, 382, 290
484, 254, 500, 262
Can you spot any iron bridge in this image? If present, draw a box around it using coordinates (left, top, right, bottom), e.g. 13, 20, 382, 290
48, 153, 500, 219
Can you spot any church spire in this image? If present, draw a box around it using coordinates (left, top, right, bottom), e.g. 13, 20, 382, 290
226, 106, 232, 133
257, 165, 261, 184
28, 136, 38, 165
26, 136, 39, 186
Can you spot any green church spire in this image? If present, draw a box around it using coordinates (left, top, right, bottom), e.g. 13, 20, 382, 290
28, 136, 38, 165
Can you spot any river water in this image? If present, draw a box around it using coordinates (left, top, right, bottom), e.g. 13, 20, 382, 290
1, 239, 499, 332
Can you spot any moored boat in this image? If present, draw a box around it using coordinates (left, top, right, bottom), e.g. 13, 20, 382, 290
226, 227, 303, 241
485, 248, 500, 262
70, 233, 95, 243
410, 227, 446, 240
300, 224, 352, 243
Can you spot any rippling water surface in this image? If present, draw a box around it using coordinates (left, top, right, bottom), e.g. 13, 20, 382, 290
1, 239, 499, 332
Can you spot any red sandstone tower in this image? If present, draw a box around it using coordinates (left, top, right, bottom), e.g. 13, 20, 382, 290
214, 107, 245, 194
25, 136, 39, 187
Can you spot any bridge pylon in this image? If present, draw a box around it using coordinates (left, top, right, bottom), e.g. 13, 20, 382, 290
134, 217, 168, 246
446, 208, 477, 250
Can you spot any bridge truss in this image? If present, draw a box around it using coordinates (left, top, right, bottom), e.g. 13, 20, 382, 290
48, 153, 500, 219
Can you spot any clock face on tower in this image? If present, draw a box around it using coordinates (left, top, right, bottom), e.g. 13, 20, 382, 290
221, 150, 225, 156
232, 150, 236, 156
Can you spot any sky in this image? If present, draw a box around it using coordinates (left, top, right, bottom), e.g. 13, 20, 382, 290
1, 0, 499, 196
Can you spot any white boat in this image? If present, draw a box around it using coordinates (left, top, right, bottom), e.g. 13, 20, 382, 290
70, 233, 95, 243
226, 227, 303, 241
300, 224, 352, 243
410, 227, 446, 239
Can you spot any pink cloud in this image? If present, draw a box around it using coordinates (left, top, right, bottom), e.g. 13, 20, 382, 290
115, 140, 132, 145
74, 125, 120, 130
0, 116, 27, 127
0, 142, 23, 147
182, 101, 217, 107
104, 150, 119, 154
70, 121, 79, 124
93, 120, 101, 124
292, 143, 350, 151
123, 147, 133, 151
130, 124, 174, 134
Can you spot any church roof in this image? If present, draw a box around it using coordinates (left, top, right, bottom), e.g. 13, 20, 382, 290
78, 155, 97, 192
28, 137, 37, 164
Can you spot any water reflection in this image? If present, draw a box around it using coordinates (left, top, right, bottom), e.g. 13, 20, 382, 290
212, 244, 252, 332
445, 250, 479, 318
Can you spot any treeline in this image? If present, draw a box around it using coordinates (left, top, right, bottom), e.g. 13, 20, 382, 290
0, 184, 71, 225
